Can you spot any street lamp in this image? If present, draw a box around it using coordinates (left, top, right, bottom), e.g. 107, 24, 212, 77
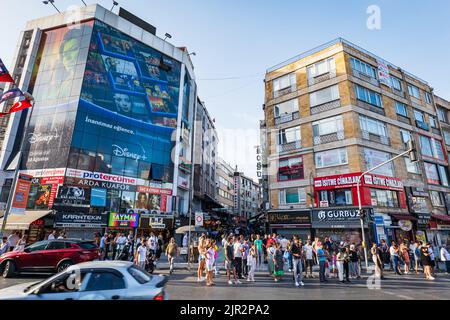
110, 0, 119, 12
188, 52, 196, 57
164, 33, 172, 41
42, 0, 60, 13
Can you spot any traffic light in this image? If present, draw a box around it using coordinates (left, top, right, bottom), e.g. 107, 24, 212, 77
407, 139, 418, 163
360, 209, 367, 220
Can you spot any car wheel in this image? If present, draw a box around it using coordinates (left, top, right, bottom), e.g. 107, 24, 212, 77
57, 260, 73, 273
2, 261, 16, 278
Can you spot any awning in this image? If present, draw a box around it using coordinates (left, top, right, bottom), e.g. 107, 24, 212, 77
431, 214, 450, 223
0, 211, 52, 230
390, 214, 417, 221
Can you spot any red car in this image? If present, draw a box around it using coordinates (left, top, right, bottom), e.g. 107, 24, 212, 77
0, 240, 99, 278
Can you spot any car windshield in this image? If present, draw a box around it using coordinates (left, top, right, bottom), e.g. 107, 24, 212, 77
78, 242, 97, 249
128, 265, 153, 284
24, 269, 71, 293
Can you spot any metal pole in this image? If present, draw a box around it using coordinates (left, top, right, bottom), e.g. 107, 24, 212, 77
188, 209, 192, 271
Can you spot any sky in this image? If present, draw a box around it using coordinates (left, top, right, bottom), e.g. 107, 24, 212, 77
1, 0, 450, 180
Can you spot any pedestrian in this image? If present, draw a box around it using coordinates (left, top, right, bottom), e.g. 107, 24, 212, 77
336, 247, 346, 283
285, 240, 293, 272
7, 231, 20, 252
390, 242, 402, 275
291, 236, 304, 287
197, 233, 207, 282
420, 243, 434, 280
413, 241, 421, 274
134, 238, 147, 269
280, 235, 288, 255
99, 233, 107, 260
370, 242, 382, 279
13, 235, 27, 252
156, 234, 164, 262
440, 245, 450, 274
273, 243, 284, 282
0, 237, 10, 256
224, 236, 238, 285
349, 244, 361, 279
380, 239, 390, 269
233, 236, 243, 279
331, 250, 338, 278
267, 240, 276, 277
57, 232, 65, 240
247, 242, 257, 282
429, 243, 436, 277
317, 244, 328, 283
205, 239, 215, 286
400, 242, 410, 274
213, 240, 219, 276
47, 230, 57, 240
242, 239, 249, 278
254, 234, 264, 271
303, 240, 314, 278
165, 237, 178, 275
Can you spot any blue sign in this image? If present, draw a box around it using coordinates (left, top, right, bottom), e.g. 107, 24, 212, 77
374, 216, 384, 225
90, 188, 107, 207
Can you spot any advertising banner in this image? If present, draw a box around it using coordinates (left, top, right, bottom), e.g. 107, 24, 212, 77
55, 212, 109, 228
90, 188, 107, 207
268, 210, 311, 226
53, 186, 91, 208
314, 172, 403, 191
108, 212, 139, 228
11, 173, 33, 214
377, 59, 391, 87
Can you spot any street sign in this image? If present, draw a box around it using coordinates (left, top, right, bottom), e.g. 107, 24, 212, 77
195, 212, 204, 227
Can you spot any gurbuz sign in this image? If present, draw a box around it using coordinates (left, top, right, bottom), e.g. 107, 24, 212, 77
311, 208, 368, 229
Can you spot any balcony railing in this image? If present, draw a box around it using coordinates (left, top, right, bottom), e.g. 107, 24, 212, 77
357, 100, 385, 116
392, 88, 405, 98
397, 114, 411, 125
307, 69, 337, 86
313, 130, 344, 145
352, 69, 380, 87
274, 111, 300, 125
361, 130, 390, 145
416, 120, 430, 131
310, 99, 341, 115
277, 140, 301, 153
273, 84, 296, 99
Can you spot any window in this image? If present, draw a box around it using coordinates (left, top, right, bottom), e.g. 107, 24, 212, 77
359, 116, 387, 137
413, 110, 424, 122
279, 188, 307, 205
319, 189, 352, 206
274, 99, 298, 117
437, 107, 448, 123
315, 148, 348, 168
364, 148, 393, 176
46, 242, 69, 250
355, 85, 382, 108
400, 129, 412, 144
312, 116, 343, 136
370, 189, 399, 207
408, 84, 420, 99
350, 57, 377, 78
307, 58, 336, 78
419, 135, 445, 160
438, 165, 449, 187
310, 85, 339, 107
430, 191, 444, 207
424, 162, 440, 185
128, 266, 152, 284
425, 92, 433, 104
278, 156, 304, 181
25, 241, 49, 252
277, 127, 300, 145
404, 157, 420, 174
395, 102, 408, 117
85, 272, 125, 291
444, 131, 450, 146
429, 116, 437, 128
391, 77, 402, 91
273, 73, 296, 96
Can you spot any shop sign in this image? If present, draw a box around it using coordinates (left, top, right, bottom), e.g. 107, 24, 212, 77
55, 212, 108, 228
416, 213, 431, 228
311, 208, 367, 228
399, 220, 413, 232
91, 188, 107, 207
437, 225, 450, 230
41, 176, 64, 185
374, 216, 384, 225
195, 212, 204, 227
314, 173, 360, 189
178, 176, 190, 190
20, 168, 66, 178
319, 201, 329, 208
66, 168, 137, 185
65, 177, 135, 192
109, 212, 139, 228
11, 173, 33, 214
53, 186, 91, 208
136, 185, 172, 195
364, 174, 403, 190
268, 211, 311, 226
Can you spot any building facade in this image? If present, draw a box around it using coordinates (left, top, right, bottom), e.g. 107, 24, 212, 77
233, 171, 262, 224
263, 38, 450, 246
0, 5, 199, 240
215, 157, 235, 214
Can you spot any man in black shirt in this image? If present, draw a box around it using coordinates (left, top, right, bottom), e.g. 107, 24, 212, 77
225, 236, 238, 285
291, 236, 305, 287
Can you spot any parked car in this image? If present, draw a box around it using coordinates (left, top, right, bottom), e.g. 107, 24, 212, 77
0, 239, 99, 278
0, 261, 168, 300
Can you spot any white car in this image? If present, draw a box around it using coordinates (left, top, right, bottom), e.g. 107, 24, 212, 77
0, 261, 168, 300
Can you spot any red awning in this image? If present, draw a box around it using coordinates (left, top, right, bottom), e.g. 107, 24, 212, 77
431, 214, 450, 222
390, 214, 417, 221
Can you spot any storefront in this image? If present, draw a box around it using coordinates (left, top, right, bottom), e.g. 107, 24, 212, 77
0, 210, 55, 243
54, 211, 109, 240
268, 210, 311, 239
388, 214, 417, 244
311, 207, 369, 245
428, 214, 450, 246
404, 186, 431, 243
137, 213, 174, 241
107, 211, 139, 235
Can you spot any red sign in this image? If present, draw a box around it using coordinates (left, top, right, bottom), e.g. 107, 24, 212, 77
160, 195, 167, 212
48, 184, 58, 209
136, 185, 172, 195
31, 219, 44, 226
11, 173, 33, 213
41, 176, 64, 185
314, 172, 403, 191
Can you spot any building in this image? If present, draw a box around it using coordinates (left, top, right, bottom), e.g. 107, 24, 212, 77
215, 157, 235, 214
263, 38, 450, 245
0, 4, 199, 240
233, 171, 262, 226
192, 98, 220, 215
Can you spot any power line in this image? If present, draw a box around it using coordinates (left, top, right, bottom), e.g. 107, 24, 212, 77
197, 73, 263, 81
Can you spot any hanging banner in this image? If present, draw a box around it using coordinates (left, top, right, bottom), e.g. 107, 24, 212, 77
11, 173, 33, 214
377, 59, 391, 87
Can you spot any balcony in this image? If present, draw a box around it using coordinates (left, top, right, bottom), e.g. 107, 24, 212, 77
310, 99, 341, 115
361, 130, 390, 145
392, 88, 405, 98
274, 111, 300, 125
352, 70, 380, 87
313, 130, 344, 145
416, 120, 430, 131
307, 69, 337, 86
357, 100, 385, 116
273, 85, 296, 99
397, 114, 411, 125
277, 140, 301, 153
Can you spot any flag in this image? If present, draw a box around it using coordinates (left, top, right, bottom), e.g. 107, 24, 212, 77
10, 98, 32, 113
0, 59, 14, 83
0, 88, 23, 104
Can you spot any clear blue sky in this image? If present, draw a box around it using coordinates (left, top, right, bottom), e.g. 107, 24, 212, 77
1, 0, 450, 180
